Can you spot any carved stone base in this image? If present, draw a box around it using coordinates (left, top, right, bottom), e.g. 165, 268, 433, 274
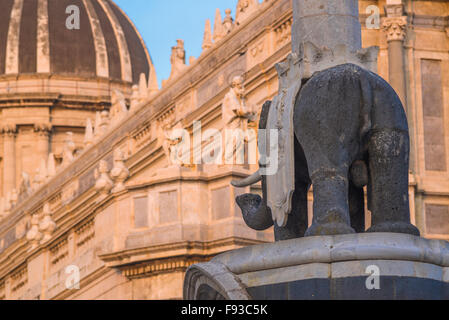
184, 233, 449, 300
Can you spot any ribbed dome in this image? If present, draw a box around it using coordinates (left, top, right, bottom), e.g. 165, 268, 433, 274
0, 0, 151, 83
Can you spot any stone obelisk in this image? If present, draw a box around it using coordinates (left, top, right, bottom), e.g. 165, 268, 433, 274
292, 0, 362, 55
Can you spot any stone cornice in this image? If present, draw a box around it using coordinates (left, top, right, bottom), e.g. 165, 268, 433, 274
99, 237, 267, 273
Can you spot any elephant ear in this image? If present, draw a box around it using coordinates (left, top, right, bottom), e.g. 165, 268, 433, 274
259, 101, 272, 131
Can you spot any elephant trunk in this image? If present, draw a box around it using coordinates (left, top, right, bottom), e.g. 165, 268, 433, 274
231, 170, 262, 188
236, 194, 273, 231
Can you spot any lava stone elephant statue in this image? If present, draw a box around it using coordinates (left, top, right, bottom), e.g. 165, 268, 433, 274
234, 63, 420, 241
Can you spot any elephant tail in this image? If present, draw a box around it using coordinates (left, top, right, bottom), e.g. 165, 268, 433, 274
236, 194, 274, 231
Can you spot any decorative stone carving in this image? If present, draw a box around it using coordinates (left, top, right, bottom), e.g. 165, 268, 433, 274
100, 110, 110, 135
84, 118, 94, 148
62, 132, 76, 166
202, 20, 213, 51
163, 40, 187, 86
222, 75, 255, 129
130, 85, 139, 112
1, 123, 17, 137
213, 9, 225, 43
138, 73, 148, 102
223, 9, 234, 34
235, 0, 259, 26
33, 122, 52, 136
18, 172, 32, 198
159, 114, 189, 167
382, 16, 407, 42
39, 203, 55, 244
110, 90, 128, 125
148, 67, 159, 97
94, 160, 113, 195
26, 213, 42, 250
10, 189, 18, 207
47, 153, 56, 178
110, 148, 130, 193
3, 192, 11, 215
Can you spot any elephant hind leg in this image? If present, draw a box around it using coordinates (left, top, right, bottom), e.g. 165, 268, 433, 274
366, 129, 420, 236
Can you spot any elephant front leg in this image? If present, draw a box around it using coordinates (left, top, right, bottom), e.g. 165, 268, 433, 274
305, 169, 356, 237
366, 129, 420, 236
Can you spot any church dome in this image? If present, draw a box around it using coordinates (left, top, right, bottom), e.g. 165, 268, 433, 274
0, 0, 151, 84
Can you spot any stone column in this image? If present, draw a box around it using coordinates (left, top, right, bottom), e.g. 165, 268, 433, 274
34, 123, 52, 164
292, 0, 362, 55
2, 124, 17, 196
382, 4, 407, 107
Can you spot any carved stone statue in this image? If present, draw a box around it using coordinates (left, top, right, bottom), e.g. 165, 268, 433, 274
94, 160, 113, 195
222, 76, 254, 129
222, 76, 256, 163
235, 0, 258, 26
110, 149, 130, 193
62, 132, 76, 166
164, 40, 187, 86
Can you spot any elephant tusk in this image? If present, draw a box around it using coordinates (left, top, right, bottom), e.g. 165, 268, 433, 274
231, 170, 262, 188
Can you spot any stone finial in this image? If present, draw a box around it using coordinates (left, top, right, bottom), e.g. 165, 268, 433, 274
26, 213, 42, 250
130, 85, 139, 112
84, 118, 94, 148
39, 203, 56, 244
223, 9, 234, 34
163, 40, 187, 86
94, 160, 113, 195
202, 19, 213, 51
138, 73, 148, 101
213, 9, 225, 43
235, 0, 259, 26
110, 148, 130, 193
47, 153, 56, 178
148, 69, 159, 97
62, 132, 76, 166
382, 16, 407, 42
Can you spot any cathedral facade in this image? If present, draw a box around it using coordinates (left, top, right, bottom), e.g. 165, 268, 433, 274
0, 0, 448, 300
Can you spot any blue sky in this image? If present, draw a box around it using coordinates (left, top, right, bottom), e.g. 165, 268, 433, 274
115, 0, 241, 86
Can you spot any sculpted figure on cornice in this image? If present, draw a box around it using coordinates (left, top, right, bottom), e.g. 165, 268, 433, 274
164, 40, 187, 86
235, 0, 259, 26
222, 75, 256, 130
